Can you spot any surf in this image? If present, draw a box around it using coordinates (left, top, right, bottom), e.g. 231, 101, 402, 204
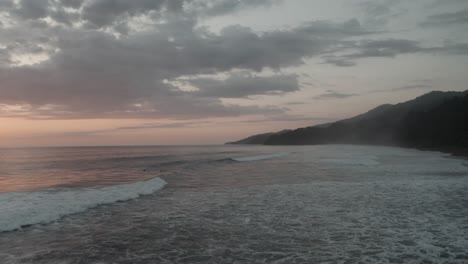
0, 177, 167, 233
230, 152, 290, 162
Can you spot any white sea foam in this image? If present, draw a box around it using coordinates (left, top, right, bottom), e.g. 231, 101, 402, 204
319, 155, 380, 166
1, 146, 468, 263
232, 152, 290, 162
0, 177, 166, 232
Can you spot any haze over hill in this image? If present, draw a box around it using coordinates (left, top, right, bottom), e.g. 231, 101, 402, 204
228, 90, 468, 155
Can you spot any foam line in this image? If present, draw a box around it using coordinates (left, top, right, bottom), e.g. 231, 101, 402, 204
0, 177, 167, 232
232, 152, 290, 162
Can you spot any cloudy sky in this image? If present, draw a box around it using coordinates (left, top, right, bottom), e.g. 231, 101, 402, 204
1, 0, 467, 146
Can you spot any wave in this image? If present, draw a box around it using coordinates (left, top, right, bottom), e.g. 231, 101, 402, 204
318, 156, 379, 166
148, 152, 291, 167
154, 160, 192, 167
230, 152, 290, 162
0, 177, 166, 233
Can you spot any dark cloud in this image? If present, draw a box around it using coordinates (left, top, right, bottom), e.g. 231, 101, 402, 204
13, 0, 50, 19
3, 0, 462, 120
301, 81, 315, 87
237, 115, 329, 123
0, 48, 10, 65
313, 90, 358, 100
438, 43, 468, 55
81, 0, 167, 28
322, 56, 356, 67
421, 8, 468, 27
39, 113, 327, 138
49, 8, 80, 26
426, 0, 468, 9
410, 79, 432, 83
285, 101, 307, 106
0, 12, 371, 119
185, 20, 370, 72
0, 0, 13, 9
360, 81, 434, 95
188, 0, 280, 17
323, 39, 468, 66
187, 72, 299, 98
311, 83, 432, 99
116, 121, 210, 130
33, 120, 211, 138
60, 0, 84, 9
297, 18, 370, 37
321, 39, 424, 66
389, 84, 433, 92
356, 0, 405, 27
348, 39, 423, 58
0, 0, 280, 30
80, 0, 279, 29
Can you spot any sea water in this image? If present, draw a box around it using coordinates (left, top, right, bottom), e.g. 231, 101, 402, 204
1, 145, 467, 263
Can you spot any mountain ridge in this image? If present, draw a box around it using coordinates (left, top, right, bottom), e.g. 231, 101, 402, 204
228, 90, 468, 156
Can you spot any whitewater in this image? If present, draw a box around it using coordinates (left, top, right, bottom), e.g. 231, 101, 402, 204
0, 177, 167, 232
1, 145, 468, 264
0, 149, 288, 233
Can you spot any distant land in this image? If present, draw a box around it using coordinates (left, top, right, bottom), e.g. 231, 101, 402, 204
228, 90, 468, 156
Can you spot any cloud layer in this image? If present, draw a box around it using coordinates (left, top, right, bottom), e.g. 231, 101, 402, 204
0, 0, 374, 119
0, 0, 467, 120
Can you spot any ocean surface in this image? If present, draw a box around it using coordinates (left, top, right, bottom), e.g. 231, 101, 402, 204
0, 145, 468, 263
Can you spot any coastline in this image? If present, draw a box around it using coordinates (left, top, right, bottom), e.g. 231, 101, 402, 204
229, 142, 468, 159
413, 146, 468, 159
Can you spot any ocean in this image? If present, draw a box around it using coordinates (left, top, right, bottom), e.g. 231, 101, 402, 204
1, 144, 467, 263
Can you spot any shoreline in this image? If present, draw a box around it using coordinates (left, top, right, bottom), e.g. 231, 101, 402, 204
229, 142, 468, 159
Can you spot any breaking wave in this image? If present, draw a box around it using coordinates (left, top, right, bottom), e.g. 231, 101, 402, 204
0, 177, 166, 233
230, 152, 290, 162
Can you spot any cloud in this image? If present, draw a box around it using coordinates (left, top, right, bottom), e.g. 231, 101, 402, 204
426, 0, 468, 9
320, 39, 425, 66
187, 72, 299, 98
30, 120, 212, 138
357, 80, 434, 95
60, 0, 84, 9
38, 113, 327, 139
5, 0, 462, 120
187, 0, 281, 17
437, 43, 468, 55
309, 82, 432, 100
237, 115, 330, 123
116, 121, 210, 130
322, 56, 356, 67
285, 101, 307, 106
388, 84, 433, 92
12, 0, 50, 20
410, 79, 432, 83
348, 39, 424, 58
322, 39, 468, 66
0, 9, 371, 119
80, 0, 280, 29
0, 48, 10, 65
421, 8, 468, 27
356, 0, 405, 27
0, 0, 281, 30
81, 0, 167, 28
313, 90, 359, 100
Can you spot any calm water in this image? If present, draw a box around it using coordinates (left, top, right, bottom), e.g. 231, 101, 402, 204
0, 145, 282, 192
1, 145, 468, 263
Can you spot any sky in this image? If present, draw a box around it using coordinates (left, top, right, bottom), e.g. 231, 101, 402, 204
0, 0, 467, 147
